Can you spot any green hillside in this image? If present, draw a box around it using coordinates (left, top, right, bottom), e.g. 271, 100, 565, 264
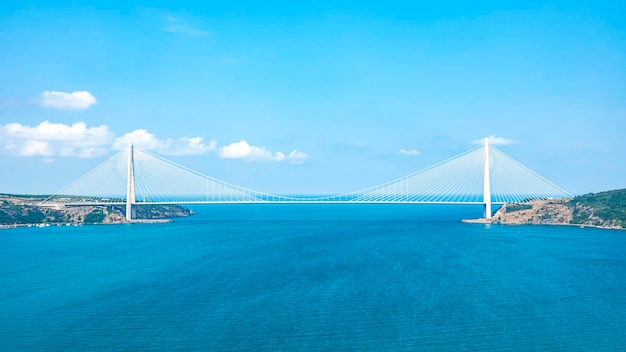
568, 189, 626, 228
1, 194, 192, 225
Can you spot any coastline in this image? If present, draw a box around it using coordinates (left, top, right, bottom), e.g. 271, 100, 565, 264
1, 218, 173, 230
462, 218, 625, 231
464, 193, 626, 231
1, 194, 192, 229
1, 223, 86, 230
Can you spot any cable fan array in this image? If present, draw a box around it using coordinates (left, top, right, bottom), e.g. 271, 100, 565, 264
43, 144, 572, 205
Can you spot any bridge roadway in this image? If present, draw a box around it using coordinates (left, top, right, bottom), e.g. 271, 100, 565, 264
61, 200, 503, 206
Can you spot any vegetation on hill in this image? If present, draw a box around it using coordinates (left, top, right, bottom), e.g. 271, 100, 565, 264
83, 209, 107, 224
503, 203, 532, 212
568, 189, 626, 228
491, 188, 626, 229
1, 198, 69, 224
1, 194, 193, 226
110, 204, 193, 220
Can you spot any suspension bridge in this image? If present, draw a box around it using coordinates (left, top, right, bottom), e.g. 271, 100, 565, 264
41, 138, 572, 220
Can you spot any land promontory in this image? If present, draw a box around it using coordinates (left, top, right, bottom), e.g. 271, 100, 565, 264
487, 188, 626, 230
1, 194, 193, 227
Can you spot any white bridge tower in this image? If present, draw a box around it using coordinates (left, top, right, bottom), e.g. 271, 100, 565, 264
126, 141, 136, 221
483, 137, 492, 219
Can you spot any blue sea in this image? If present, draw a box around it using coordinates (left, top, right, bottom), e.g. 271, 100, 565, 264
1, 204, 626, 351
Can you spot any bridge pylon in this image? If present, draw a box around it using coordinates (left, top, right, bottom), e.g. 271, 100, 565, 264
483, 137, 492, 219
125, 141, 136, 221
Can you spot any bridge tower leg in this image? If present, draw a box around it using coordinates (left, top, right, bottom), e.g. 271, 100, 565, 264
483, 137, 492, 219
125, 141, 136, 221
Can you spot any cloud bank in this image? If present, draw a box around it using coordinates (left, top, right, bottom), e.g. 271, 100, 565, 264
113, 129, 217, 156
0, 121, 112, 158
41, 90, 97, 110
219, 140, 308, 163
472, 135, 517, 146
0, 121, 308, 164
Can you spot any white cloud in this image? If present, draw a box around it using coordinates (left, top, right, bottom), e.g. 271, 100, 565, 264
399, 148, 421, 156
287, 150, 308, 164
218, 140, 308, 163
0, 123, 306, 164
0, 121, 113, 159
20, 140, 53, 157
219, 140, 274, 161
472, 135, 517, 146
163, 15, 211, 37
113, 129, 217, 156
41, 90, 97, 110
76, 148, 108, 158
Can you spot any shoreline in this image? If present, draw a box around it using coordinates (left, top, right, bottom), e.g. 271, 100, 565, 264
1, 219, 173, 230
462, 218, 625, 231
1, 196, 191, 230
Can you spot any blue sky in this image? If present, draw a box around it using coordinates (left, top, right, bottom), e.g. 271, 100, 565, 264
1, 1, 625, 195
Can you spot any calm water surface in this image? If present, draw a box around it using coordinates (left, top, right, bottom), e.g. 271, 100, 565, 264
1, 205, 625, 351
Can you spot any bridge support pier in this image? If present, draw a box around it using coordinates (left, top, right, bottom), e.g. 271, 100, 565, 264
126, 142, 136, 221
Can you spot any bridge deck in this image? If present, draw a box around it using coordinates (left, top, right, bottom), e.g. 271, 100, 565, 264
53, 201, 503, 206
